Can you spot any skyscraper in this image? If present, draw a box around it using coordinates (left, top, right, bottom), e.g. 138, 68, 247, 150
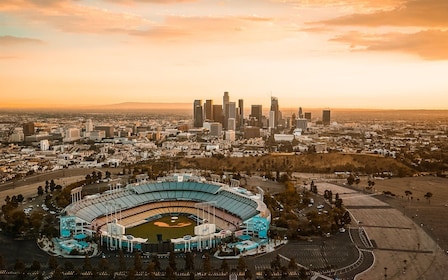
322, 109, 331, 125
23, 122, 35, 136
250, 105, 263, 128
204, 100, 213, 121
193, 99, 203, 128
298, 107, 303, 119
270, 96, 280, 129
212, 104, 223, 124
223, 92, 230, 130
238, 99, 244, 130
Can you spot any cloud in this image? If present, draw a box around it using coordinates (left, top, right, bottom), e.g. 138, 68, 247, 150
331, 30, 448, 60
130, 15, 280, 43
0, 35, 44, 45
104, 0, 197, 3
318, 0, 448, 28
0, 0, 152, 34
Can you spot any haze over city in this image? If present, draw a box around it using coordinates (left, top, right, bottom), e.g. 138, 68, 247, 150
1, 0, 448, 110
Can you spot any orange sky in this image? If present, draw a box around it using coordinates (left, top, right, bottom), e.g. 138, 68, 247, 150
1, 0, 447, 109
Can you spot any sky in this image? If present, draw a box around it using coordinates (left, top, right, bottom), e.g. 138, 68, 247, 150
1, 0, 447, 110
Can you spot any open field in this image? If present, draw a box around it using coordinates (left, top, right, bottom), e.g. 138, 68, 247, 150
125, 215, 195, 242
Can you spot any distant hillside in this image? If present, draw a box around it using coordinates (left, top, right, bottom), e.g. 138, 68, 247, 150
83, 102, 191, 111
174, 153, 416, 177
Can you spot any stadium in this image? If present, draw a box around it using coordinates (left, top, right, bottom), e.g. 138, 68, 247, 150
60, 173, 271, 255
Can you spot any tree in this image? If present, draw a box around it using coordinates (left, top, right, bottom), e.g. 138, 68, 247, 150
119, 250, 127, 271
146, 262, 156, 280
38, 186, 44, 196
151, 255, 161, 271
14, 259, 25, 272
184, 252, 195, 271
237, 255, 247, 272
405, 190, 413, 200
48, 256, 58, 270
83, 256, 92, 271
424, 192, 433, 204
50, 180, 56, 192
220, 259, 229, 273
134, 252, 143, 271
30, 260, 41, 271
244, 269, 253, 280
202, 253, 212, 274
288, 258, 297, 270
52, 267, 64, 280
17, 194, 24, 203
270, 254, 281, 271
298, 267, 307, 280
262, 269, 273, 280
105, 171, 112, 179
165, 266, 176, 280
347, 174, 355, 185
168, 250, 177, 271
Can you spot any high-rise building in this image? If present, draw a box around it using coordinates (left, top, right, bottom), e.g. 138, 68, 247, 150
296, 118, 308, 132
204, 100, 213, 121
270, 96, 280, 129
238, 99, 244, 130
227, 118, 236, 131
269, 111, 275, 130
250, 105, 263, 128
322, 109, 331, 125
298, 107, 303, 119
85, 119, 93, 133
209, 122, 222, 137
95, 126, 115, 138
23, 122, 35, 136
193, 100, 203, 128
212, 104, 223, 124
304, 112, 312, 121
223, 92, 230, 129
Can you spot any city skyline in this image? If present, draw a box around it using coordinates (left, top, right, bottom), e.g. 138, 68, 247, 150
1, 0, 448, 110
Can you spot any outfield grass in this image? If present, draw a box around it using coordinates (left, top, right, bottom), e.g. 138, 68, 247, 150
125, 215, 195, 242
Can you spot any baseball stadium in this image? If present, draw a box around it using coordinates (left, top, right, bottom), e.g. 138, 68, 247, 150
59, 173, 271, 255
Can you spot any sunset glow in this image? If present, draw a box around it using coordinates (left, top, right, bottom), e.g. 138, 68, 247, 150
1, 0, 447, 109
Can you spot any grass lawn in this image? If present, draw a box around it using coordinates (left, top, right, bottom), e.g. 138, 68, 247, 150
125, 215, 196, 242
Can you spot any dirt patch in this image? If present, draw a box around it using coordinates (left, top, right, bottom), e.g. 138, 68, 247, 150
154, 221, 192, 228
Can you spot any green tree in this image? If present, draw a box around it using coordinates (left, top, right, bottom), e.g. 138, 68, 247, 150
220, 259, 229, 273
119, 249, 127, 271
151, 255, 161, 271
48, 256, 58, 270
134, 252, 143, 271
244, 269, 253, 280
168, 250, 177, 271
202, 253, 212, 274
165, 266, 176, 280
237, 255, 247, 272
30, 260, 41, 271
184, 252, 195, 271
38, 186, 44, 196
288, 258, 297, 270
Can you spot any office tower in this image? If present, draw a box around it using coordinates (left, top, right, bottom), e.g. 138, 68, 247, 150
244, 126, 261, 139
204, 100, 213, 121
228, 102, 236, 119
227, 118, 236, 131
269, 111, 275, 130
296, 118, 308, 131
223, 92, 230, 129
193, 100, 203, 128
238, 99, 244, 130
23, 122, 35, 136
270, 96, 280, 129
305, 112, 312, 121
95, 125, 115, 138
250, 105, 263, 127
212, 104, 223, 124
209, 122, 222, 137
298, 107, 303, 119
85, 119, 93, 133
322, 109, 331, 125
